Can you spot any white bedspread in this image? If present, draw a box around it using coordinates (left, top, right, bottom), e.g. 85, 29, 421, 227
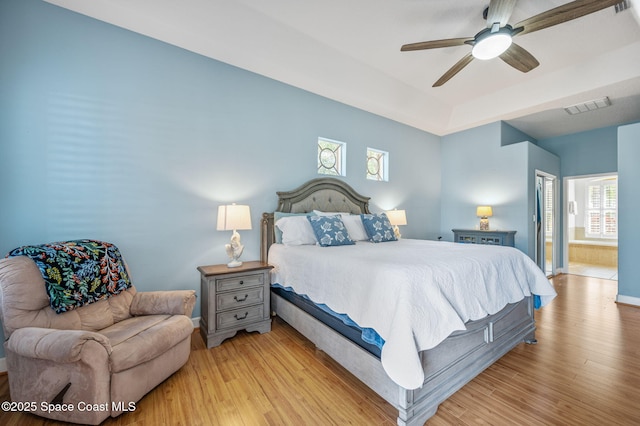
269, 239, 556, 390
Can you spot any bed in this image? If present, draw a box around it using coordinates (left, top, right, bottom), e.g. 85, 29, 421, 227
260, 177, 556, 426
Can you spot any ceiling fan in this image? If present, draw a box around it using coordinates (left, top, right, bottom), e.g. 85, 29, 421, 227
401, 0, 623, 87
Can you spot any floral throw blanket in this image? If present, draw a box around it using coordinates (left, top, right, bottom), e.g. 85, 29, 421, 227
7, 240, 132, 314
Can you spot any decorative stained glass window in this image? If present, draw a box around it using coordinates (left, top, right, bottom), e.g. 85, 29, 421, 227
366, 148, 388, 181
318, 137, 346, 176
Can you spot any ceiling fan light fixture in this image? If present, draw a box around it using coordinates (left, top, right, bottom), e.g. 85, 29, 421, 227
472, 31, 512, 60
402, 1, 622, 86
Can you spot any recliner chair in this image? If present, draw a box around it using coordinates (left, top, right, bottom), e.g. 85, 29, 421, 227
0, 245, 196, 425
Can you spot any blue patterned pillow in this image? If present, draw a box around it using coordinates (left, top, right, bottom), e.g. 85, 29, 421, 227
307, 215, 355, 247
360, 213, 397, 243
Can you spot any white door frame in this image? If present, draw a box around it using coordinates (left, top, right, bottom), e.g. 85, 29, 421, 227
535, 170, 558, 276
562, 172, 618, 274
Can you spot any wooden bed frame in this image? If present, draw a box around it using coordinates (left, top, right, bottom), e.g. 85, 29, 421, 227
260, 177, 537, 426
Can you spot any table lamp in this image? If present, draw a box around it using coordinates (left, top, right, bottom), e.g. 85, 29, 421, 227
385, 209, 407, 239
476, 206, 493, 231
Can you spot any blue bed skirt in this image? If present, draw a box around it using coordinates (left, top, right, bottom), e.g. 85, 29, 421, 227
271, 284, 384, 358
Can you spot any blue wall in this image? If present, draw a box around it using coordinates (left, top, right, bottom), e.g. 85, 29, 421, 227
441, 123, 525, 244
440, 122, 559, 257
501, 122, 538, 146
0, 0, 441, 356
537, 125, 619, 177
617, 122, 640, 301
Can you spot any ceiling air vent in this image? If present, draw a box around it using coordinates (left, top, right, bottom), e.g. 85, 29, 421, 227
615, 0, 630, 13
564, 97, 612, 115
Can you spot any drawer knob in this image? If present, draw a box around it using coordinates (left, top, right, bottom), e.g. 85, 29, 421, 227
239, 280, 244, 285
234, 312, 248, 320
234, 294, 249, 302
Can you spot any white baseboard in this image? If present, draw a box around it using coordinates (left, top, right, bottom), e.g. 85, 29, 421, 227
0, 317, 201, 375
616, 294, 640, 307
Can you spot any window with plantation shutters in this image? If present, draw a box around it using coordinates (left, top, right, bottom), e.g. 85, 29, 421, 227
585, 178, 617, 238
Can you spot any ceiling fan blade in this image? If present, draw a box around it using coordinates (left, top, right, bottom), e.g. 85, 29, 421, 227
486, 0, 517, 27
401, 37, 473, 51
499, 42, 540, 73
433, 53, 474, 87
514, 0, 621, 36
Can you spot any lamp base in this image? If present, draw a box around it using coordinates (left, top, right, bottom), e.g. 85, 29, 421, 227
224, 230, 245, 268
227, 259, 243, 268
393, 225, 402, 239
479, 218, 490, 231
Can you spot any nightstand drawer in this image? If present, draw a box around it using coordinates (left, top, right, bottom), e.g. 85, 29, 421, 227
216, 287, 264, 311
216, 305, 264, 330
216, 273, 263, 292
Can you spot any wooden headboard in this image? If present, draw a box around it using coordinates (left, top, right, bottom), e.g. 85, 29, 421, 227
260, 178, 371, 262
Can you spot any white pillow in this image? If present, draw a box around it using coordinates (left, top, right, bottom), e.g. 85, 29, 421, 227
340, 214, 369, 241
275, 216, 318, 246
313, 210, 347, 216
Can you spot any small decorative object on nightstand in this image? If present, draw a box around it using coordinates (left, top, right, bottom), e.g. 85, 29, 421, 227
476, 206, 493, 231
217, 203, 252, 267
385, 209, 407, 239
452, 229, 516, 247
198, 261, 273, 348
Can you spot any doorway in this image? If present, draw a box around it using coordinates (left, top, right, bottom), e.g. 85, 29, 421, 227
535, 171, 557, 276
564, 174, 618, 280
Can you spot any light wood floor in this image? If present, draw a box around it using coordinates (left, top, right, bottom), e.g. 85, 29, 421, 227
1, 274, 640, 425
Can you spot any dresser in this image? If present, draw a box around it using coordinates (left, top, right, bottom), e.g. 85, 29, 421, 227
452, 229, 516, 247
198, 261, 273, 348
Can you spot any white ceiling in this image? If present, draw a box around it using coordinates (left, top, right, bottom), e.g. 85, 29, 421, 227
44, 0, 640, 139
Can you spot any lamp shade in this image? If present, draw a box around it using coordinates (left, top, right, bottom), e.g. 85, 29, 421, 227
386, 209, 407, 226
476, 206, 493, 218
217, 204, 252, 231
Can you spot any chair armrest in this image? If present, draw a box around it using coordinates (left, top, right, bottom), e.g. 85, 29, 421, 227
130, 290, 196, 317
6, 327, 112, 362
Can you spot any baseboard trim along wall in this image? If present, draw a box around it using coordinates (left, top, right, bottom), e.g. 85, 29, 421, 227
616, 294, 640, 307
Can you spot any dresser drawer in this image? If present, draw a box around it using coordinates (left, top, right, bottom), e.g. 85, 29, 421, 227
216, 287, 264, 311
452, 229, 516, 247
216, 304, 265, 330
215, 273, 263, 292
479, 236, 502, 245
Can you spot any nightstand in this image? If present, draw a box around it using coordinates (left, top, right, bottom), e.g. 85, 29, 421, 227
197, 261, 273, 348
452, 229, 516, 247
